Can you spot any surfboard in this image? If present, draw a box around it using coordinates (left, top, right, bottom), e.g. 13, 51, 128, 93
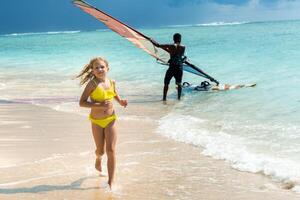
182, 82, 256, 91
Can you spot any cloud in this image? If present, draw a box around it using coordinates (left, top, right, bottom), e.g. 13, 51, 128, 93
166, 0, 248, 7
226, 0, 300, 21
158, 0, 300, 24
119, 0, 300, 25
163, 0, 300, 10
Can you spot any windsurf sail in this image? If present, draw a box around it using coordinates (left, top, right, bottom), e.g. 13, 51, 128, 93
72, 0, 219, 84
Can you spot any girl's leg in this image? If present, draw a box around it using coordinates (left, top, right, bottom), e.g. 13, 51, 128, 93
91, 123, 105, 172
104, 120, 117, 188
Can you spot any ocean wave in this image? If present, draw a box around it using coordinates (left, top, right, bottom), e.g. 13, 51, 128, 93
157, 113, 300, 192
95, 29, 109, 32
3, 30, 81, 37
0, 152, 91, 169
0, 83, 6, 90
11, 97, 78, 104
167, 21, 249, 28
0, 172, 76, 186
196, 21, 249, 26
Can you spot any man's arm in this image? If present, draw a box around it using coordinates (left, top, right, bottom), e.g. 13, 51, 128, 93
182, 46, 186, 56
150, 38, 171, 52
159, 44, 172, 52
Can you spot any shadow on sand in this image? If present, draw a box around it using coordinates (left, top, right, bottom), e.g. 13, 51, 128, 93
0, 176, 100, 194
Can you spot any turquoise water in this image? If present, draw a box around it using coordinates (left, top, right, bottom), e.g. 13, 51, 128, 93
1, 20, 300, 190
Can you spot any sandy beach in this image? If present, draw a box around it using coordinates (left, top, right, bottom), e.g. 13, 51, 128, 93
1, 0, 300, 198
0, 102, 299, 200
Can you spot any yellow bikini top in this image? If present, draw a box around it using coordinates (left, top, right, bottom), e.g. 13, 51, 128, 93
90, 79, 116, 101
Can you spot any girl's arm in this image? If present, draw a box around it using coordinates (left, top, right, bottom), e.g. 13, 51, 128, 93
79, 81, 112, 110
113, 80, 128, 108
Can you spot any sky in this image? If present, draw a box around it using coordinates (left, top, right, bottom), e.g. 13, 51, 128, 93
1, 0, 300, 34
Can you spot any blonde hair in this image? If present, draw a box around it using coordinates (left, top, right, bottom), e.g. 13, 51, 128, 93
76, 57, 109, 86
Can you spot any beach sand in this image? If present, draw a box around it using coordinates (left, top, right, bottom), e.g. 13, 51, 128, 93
0, 102, 299, 200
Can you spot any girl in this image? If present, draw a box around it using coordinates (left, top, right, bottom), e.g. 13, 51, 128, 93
77, 57, 127, 189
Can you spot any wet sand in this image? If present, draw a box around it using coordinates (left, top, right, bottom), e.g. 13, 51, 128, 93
0, 102, 299, 200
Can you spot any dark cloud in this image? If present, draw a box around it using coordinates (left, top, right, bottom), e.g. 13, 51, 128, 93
167, 0, 248, 7
167, 0, 297, 7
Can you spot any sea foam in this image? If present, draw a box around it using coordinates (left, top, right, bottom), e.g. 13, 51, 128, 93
157, 113, 300, 190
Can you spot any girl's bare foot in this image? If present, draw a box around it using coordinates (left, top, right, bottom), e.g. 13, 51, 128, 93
108, 180, 114, 190
95, 157, 102, 172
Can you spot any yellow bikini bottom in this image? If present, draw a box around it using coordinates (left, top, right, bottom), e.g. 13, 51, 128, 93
89, 114, 117, 128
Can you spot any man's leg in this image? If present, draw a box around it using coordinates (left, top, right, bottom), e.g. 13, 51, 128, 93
163, 68, 173, 101
177, 84, 182, 100
163, 84, 168, 101
175, 69, 183, 100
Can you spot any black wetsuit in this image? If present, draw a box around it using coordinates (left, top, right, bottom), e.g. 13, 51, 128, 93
160, 44, 185, 85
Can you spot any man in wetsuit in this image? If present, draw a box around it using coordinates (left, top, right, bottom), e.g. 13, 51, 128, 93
152, 33, 186, 101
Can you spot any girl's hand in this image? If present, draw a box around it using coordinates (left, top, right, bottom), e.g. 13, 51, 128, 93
119, 99, 128, 108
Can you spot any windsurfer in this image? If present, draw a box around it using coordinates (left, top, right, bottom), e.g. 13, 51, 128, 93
152, 33, 186, 101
